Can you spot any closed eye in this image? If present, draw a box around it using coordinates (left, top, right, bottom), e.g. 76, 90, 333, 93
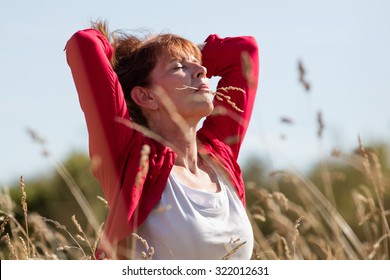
174, 64, 186, 70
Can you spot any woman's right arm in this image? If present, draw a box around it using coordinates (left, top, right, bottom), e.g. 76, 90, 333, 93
65, 29, 133, 198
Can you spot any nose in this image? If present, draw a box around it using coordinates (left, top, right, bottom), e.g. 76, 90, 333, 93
193, 64, 207, 79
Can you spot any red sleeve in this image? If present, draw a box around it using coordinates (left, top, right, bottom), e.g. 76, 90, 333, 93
199, 34, 259, 160
65, 29, 134, 201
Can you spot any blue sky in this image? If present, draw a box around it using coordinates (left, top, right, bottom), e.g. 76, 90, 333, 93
1, 0, 390, 185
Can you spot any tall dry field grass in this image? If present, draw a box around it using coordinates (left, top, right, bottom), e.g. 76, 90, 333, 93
1, 135, 389, 260
1, 60, 389, 260
247, 139, 390, 260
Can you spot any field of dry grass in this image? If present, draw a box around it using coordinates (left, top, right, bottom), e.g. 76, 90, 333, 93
1, 59, 389, 260
248, 139, 390, 260
1, 135, 389, 260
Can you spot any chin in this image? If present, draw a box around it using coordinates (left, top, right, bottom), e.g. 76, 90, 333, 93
202, 103, 214, 117
190, 103, 213, 122
191, 95, 213, 111
195, 108, 212, 118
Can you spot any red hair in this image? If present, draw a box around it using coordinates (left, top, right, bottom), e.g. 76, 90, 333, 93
92, 20, 201, 127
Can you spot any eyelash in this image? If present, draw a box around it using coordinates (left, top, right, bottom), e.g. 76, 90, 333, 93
175, 65, 186, 70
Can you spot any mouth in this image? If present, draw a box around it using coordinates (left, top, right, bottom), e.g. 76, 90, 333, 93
176, 85, 212, 94
196, 84, 210, 92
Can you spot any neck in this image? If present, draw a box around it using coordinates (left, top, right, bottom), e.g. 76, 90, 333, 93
148, 117, 200, 174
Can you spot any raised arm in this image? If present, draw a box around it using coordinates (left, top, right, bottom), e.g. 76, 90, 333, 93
65, 29, 132, 200
199, 34, 259, 160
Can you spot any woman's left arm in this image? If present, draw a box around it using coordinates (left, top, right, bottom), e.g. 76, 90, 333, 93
199, 34, 260, 160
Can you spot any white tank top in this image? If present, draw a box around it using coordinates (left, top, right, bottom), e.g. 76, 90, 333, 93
135, 169, 254, 260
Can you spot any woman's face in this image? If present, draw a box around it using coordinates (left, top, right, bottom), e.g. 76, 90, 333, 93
148, 53, 213, 124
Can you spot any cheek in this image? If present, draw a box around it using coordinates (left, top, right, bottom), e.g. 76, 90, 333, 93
167, 77, 190, 91
152, 70, 190, 95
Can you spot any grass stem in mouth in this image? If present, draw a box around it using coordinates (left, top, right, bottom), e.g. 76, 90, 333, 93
177, 85, 244, 112
176, 85, 199, 91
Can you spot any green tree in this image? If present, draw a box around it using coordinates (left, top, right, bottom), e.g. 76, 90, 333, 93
9, 152, 107, 235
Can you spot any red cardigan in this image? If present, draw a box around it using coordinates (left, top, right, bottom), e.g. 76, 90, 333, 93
66, 29, 259, 258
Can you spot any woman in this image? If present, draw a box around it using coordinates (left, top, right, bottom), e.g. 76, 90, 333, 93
65, 20, 259, 260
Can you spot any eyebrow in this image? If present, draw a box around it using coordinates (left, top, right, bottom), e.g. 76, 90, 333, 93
190, 58, 201, 64
168, 58, 180, 63
168, 58, 200, 64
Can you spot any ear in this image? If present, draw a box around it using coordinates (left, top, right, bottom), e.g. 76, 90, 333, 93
130, 86, 158, 110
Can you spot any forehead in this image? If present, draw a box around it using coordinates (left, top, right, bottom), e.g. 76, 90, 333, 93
158, 35, 201, 61
164, 48, 200, 62
165, 53, 200, 64
156, 49, 201, 69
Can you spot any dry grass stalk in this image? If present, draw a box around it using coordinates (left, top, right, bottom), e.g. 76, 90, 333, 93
0, 216, 11, 236
131, 233, 154, 260
280, 116, 294, 125
71, 215, 83, 234
18, 236, 28, 260
135, 145, 150, 188
352, 186, 377, 243
290, 217, 304, 259
280, 236, 292, 259
357, 136, 390, 258
0, 188, 15, 214
96, 195, 109, 208
317, 111, 324, 139
92, 222, 105, 256
319, 156, 337, 210
43, 217, 87, 258
272, 192, 289, 211
19, 176, 30, 258
368, 233, 390, 259
222, 240, 247, 260
176, 85, 245, 112
2, 233, 18, 259
306, 236, 334, 259
298, 60, 311, 92
72, 214, 95, 257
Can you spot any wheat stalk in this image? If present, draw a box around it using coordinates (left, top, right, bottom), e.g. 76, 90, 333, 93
2, 233, 18, 259
222, 240, 247, 260
131, 233, 154, 260
135, 145, 151, 188
19, 176, 31, 258
176, 85, 245, 112
42, 217, 87, 258
72, 214, 94, 257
